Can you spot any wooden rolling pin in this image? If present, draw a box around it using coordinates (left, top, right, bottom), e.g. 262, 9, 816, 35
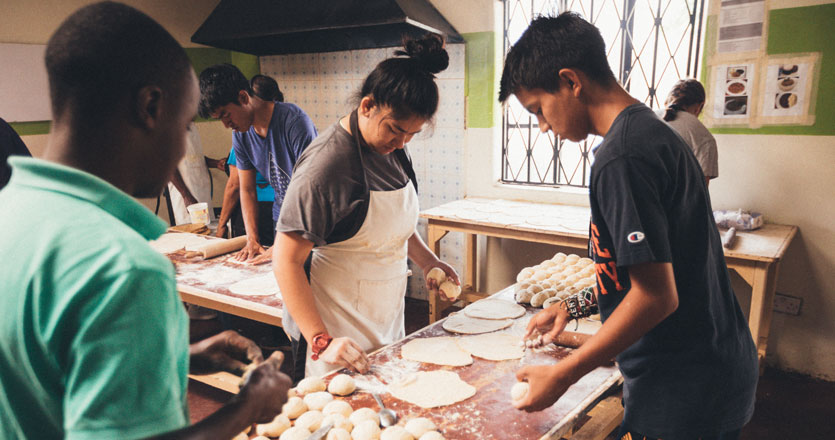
554, 331, 592, 349
186, 236, 249, 259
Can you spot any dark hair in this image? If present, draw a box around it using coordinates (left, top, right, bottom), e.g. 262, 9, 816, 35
250, 74, 283, 102
499, 12, 615, 102
45, 1, 191, 126
198, 63, 250, 118
357, 33, 449, 120
662, 79, 706, 122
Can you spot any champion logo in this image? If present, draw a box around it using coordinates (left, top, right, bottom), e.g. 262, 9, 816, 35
627, 231, 645, 243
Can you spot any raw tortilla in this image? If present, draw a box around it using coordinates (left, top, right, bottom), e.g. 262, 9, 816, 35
463, 299, 526, 320
388, 371, 476, 408
457, 333, 524, 361
442, 313, 513, 334
149, 232, 211, 254
400, 337, 473, 366
227, 275, 281, 297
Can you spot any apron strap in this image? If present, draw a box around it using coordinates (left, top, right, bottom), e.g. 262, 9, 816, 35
393, 148, 419, 195
349, 109, 419, 195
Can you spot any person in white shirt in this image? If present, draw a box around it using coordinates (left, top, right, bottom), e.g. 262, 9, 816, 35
660, 79, 718, 187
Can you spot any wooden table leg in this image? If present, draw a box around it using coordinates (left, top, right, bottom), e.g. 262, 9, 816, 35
465, 233, 477, 292
427, 224, 449, 323
748, 260, 780, 372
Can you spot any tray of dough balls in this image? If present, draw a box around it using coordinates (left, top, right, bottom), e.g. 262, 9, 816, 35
240, 275, 619, 440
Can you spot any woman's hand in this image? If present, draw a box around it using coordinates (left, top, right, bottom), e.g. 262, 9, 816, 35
318, 337, 370, 374
423, 259, 461, 300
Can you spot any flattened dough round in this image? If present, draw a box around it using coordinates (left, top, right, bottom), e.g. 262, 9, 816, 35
463, 299, 525, 320
227, 275, 280, 297
457, 333, 524, 361
442, 313, 514, 335
389, 371, 476, 408
149, 233, 210, 254
401, 337, 472, 366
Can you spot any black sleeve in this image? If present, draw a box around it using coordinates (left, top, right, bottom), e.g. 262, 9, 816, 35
0, 119, 32, 189
593, 156, 672, 267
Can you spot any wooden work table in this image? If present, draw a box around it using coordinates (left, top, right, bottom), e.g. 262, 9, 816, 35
421, 198, 798, 367
321, 287, 623, 440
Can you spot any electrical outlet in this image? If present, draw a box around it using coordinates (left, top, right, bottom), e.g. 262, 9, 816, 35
773, 293, 802, 315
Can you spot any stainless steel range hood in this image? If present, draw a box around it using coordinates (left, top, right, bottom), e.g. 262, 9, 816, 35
191, 0, 464, 56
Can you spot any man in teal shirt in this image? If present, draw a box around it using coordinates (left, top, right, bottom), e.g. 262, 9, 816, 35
0, 3, 291, 439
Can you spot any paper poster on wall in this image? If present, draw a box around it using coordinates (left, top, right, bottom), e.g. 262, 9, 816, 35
711, 63, 755, 121
761, 62, 808, 117
717, 0, 765, 54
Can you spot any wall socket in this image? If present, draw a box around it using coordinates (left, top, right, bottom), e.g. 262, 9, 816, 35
773, 293, 802, 315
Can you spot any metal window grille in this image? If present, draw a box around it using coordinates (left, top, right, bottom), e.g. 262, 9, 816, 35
501, 0, 706, 187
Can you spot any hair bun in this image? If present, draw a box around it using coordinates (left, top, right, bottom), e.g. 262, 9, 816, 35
396, 33, 449, 75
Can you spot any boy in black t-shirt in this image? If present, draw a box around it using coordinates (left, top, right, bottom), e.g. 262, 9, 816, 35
499, 13, 757, 440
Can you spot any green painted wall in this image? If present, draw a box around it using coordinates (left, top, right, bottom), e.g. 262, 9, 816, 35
464, 31, 495, 128
9, 47, 260, 135
707, 4, 835, 136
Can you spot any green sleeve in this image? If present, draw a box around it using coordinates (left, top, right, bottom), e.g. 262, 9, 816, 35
63, 268, 190, 440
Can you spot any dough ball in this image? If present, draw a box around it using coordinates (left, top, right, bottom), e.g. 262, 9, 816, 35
322, 413, 354, 432
516, 267, 535, 282
380, 425, 414, 440
256, 413, 291, 437
565, 285, 580, 295
328, 374, 357, 396
528, 283, 544, 294
349, 407, 380, 426
577, 257, 594, 267
531, 270, 549, 282
572, 280, 588, 290
282, 396, 308, 419
514, 281, 532, 294
327, 428, 353, 440
551, 251, 567, 261
303, 391, 334, 411
439, 281, 462, 301
280, 426, 312, 440
296, 377, 327, 395
419, 432, 445, 440
351, 419, 381, 440
514, 288, 534, 304
232, 432, 250, 440
564, 254, 580, 264
323, 399, 354, 418
295, 410, 324, 431
404, 417, 437, 438
563, 275, 580, 285
547, 273, 565, 283
542, 296, 562, 309
530, 291, 551, 308
540, 259, 557, 269
511, 381, 530, 401
427, 267, 447, 285
551, 281, 568, 292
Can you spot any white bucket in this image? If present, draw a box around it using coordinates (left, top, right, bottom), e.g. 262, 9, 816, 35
186, 202, 209, 225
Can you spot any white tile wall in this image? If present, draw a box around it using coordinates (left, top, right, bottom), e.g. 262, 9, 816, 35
261, 43, 466, 300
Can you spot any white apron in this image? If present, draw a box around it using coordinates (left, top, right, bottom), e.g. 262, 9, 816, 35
302, 112, 419, 377
167, 123, 215, 225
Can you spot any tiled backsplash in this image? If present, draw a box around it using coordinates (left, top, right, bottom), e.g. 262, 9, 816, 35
261, 43, 467, 300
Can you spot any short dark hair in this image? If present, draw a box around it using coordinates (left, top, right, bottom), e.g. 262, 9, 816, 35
499, 12, 615, 102
663, 79, 706, 121
45, 1, 192, 126
357, 33, 449, 120
250, 74, 283, 102
198, 63, 250, 118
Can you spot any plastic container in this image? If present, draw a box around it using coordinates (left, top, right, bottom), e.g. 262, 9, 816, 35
186, 202, 209, 225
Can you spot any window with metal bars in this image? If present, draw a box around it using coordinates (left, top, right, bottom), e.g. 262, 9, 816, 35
501, 0, 706, 188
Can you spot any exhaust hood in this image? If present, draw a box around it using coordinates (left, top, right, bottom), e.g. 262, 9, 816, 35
191, 0, 464, 56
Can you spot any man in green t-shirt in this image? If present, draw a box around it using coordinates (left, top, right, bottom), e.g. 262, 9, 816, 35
0, 3, 291, 439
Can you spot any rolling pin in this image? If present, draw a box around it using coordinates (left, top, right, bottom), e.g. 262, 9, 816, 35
554, 331, 592, 348
722, 227, 737, 249
187, 236, 249, 259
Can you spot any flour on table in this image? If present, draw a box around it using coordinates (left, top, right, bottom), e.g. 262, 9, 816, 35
457, 333, 524, 361
442, 312, 513, 334
227, 274, 280, 297
149, 232, 211, 254
388, 371, 476, 408
463, 298, 525, 320
400, 337, 473, 366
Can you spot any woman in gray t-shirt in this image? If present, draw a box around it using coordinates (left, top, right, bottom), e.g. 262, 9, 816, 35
273, 34, 461, 378
661, 78, 718, 186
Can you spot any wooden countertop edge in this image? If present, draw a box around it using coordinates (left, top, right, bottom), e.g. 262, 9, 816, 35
540, 372, 624, 440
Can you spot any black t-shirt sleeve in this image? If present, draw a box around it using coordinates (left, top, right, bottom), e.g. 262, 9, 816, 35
594, 156, 672, 267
